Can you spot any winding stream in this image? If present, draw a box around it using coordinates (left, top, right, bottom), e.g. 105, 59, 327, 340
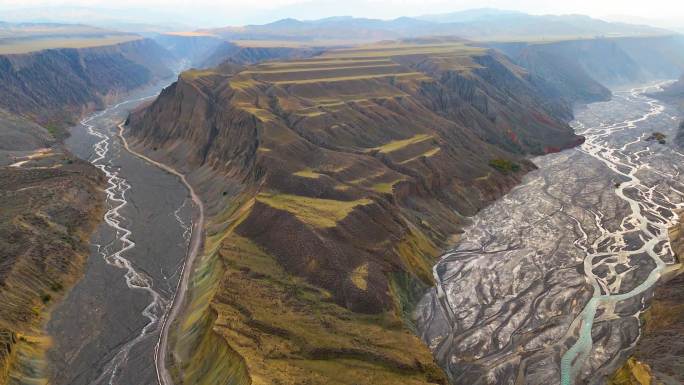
47, 81, 192, 385
416, 82, 684, 385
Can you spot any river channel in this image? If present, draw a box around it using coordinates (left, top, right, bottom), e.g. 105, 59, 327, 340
46, 81, 192, 385
416, 82, 684, 385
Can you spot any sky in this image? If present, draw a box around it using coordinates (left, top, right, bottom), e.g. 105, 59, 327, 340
1, 0, 683, 27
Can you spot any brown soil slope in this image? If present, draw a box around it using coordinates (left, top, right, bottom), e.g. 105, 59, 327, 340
126, 41, 583, 384
0, 150, 104, 384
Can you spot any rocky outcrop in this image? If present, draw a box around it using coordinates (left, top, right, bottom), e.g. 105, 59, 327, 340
126, 41, 584, 384
0, 38, 174, 137
396, 51, 585, 153
493, 41, 612, 105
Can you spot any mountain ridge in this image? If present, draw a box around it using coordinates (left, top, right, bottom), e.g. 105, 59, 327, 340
199, 11, 672, 43
124, 39, 585, 384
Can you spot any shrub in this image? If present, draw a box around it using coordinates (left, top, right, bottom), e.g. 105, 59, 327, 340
645, 132, 667, 144
50, 282, 64, 292
489, 159, 521, 173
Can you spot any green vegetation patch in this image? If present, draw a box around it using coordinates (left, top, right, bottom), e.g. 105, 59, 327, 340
394, 226, 438, 285
371, 179, 405, 194
607, 357, 652, 385
645, 131, 667, 144
256, 192, 372, 228
489, 158, 521, 173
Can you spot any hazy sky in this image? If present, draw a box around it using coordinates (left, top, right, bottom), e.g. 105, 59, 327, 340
1, 0, 683, 27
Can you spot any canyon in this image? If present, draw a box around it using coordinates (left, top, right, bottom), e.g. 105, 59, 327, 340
1, 14, 684, 385
123, 35, 684, 385
0, 34, 178, 384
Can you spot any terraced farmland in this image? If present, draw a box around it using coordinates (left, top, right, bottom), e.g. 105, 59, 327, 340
241, 42, 485, 84
225, 42, 495, 155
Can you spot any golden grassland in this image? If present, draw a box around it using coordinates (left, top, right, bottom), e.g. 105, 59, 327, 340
371, 181, 400, 194
224, 41, 485, 92
350, 263, 370, 291
0, 35, 142, 54
169, 196, 254, 385
399, 147, 442, 164
256, 192, 372, 228
293, 168, 323, 178
270, 72, 428, 85
209, 233, 446, 385
374, 134, 434, 154
242, 63, 401, 74
235, 105, 275, 122
180, 69, 220, 79
205, 41, 490, 130
321, 42, 486, 59
607, 357, 653, 385
168, 190, 446, 385
261, 58, 393, 68
393, 224, 439, 285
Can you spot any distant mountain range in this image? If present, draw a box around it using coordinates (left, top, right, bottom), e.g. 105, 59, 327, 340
0, 6, 193, 33
202, 9, 673, 43
0, 8, 675, 43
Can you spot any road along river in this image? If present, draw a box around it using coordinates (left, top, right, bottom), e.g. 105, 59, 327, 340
416, 82, 684, 385
46, 80, 196, 385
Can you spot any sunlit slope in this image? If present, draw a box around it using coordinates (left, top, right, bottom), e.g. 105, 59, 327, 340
127, 40, 583, 385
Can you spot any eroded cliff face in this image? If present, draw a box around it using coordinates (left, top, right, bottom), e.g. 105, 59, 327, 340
492, 35, 684, 96
0, 38, 174, 136
126, 41, 583, 384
